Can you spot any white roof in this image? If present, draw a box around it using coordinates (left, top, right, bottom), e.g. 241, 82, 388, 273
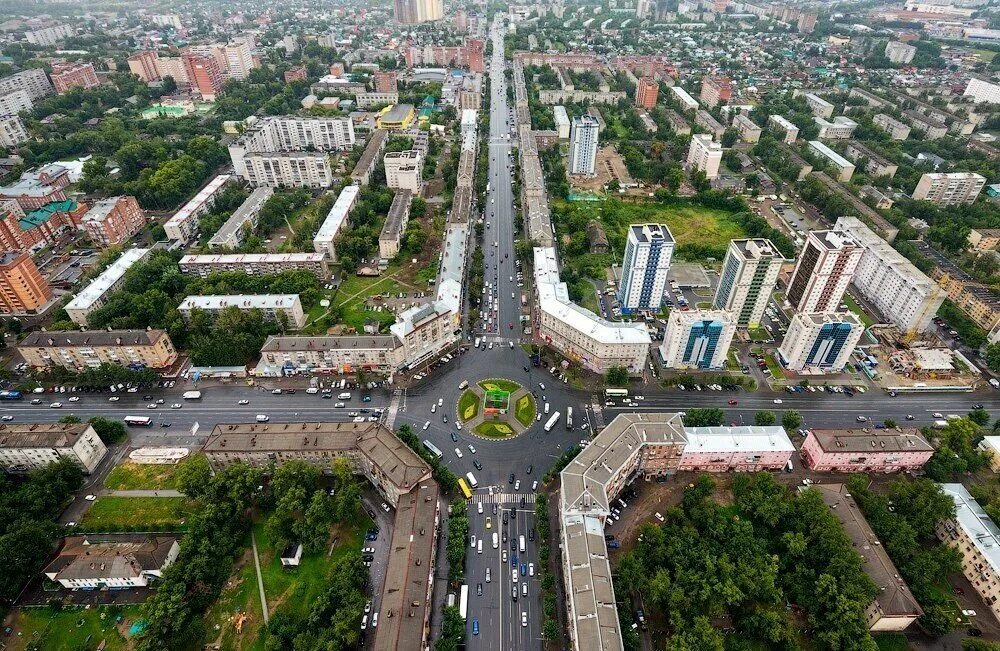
670, 86, 699, 108
808, 140, 853, 168
940, 483, 1000, 574
315, 185, 360, 244
208, 186, 274, 245
461, 109, 477, 127
534, 247, 650, 345
553, 105, 569, 124
65, 248, 150, 311
769, 114, 796, 129
180, 252, 326, 265
178, 294, 300, 311
165, 174, 232, 228
684, 426, 795, 453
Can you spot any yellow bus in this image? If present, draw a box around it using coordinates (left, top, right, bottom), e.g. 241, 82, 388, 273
458, 478, 473, 500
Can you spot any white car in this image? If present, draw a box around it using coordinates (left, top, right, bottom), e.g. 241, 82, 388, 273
423, 421, 430, 430
271, 388, 282, 395
171, 403, 182, 409
238, 399, 250, 405
68, 396, 80, 402
0, 415, 12, 422
147, 403, 157, 409
521, 612, 527, 627
108, 396, 120, 402
381, 502, 390, 512
456, 421, 462, 430
773, 399, 783, 404
455, 448, 464, 459
528, 562, 534, 576
50, 402, 62, 408
468, 444, 476, 454
84, 494, 96, 501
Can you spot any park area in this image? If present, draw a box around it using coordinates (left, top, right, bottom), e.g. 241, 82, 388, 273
79, 496, 197, 532
104, 462, 180, 490
458, 390, 480, 422
7, 605, 140, 651
460, 379, 536, 439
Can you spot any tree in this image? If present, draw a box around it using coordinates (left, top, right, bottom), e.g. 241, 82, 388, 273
781, 410, 802, 431
754, 410, 776, 426
884, 418, 897, 429
88, 416, 128, 444
58, 415, 82, 424
606, 366, 629, 386
682, 408, 725, 427
175, 453, 213, 498
721, 127, 739, 148
970, 408, 991, 426
985, 342, 1000, 373
436, 606, 465, 650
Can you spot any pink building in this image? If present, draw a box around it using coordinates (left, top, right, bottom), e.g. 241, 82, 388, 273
677, 426, 795, 472
802, 428, 933, 473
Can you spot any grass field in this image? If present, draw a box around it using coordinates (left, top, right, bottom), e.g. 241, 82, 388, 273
9, 605, 139, 651
80, 496, 196, 532
478, 379, 521, 394
458, 390, 480, 421
514, 395, 536, 427
748, 328, 771, 342
873, 633, 911, 651
327, 271, 407, 335
843, 294, 874, 328
474, 421, 517, 438
973, 48, 997, 62
103, 462, 180, 490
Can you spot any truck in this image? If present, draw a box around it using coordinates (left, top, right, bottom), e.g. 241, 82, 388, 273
544, 412, 561, 432
933, 420, 949, 429
182, 391, 202, 400
0, 390, 22, 400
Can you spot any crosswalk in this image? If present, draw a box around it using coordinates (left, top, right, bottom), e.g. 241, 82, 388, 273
473, 491, 537, 505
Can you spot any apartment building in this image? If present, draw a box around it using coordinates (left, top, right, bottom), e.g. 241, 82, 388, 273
766, 114, 798, 144
44, 535, 179, 589
635, 77, 658, 109
0, 89, 33, 117
65, 248, 151, 325
658, 308, 736, 369
0, 69, 54, 101
25, 24, 73, 46
713, 239, 785, 328
568, 116, 599, 176
834, 216, 944, 335
127, 51, 160, 82
50, 63, 100, 94
351, 129, 388, 186
979, 436, 1000, 472
936, 484, 1000, 623
903, 109, 947, 140
686, 133, 722, 179
534, 247, 650, 375
617, 224, 674, 313
178, 294, 305, 329
223, 39, 255, 81
964, 77, 1000, 105
786, 230, 863, 313
0, 423, 107, 474
80, 196, 145, 246
553, 105, 570, 139
163, 174, 233, 243
393, 0, 444, 23
389, 300, 460, 371
0, 115, 28, 148
229, 116, 355, 186
207, 186, 274, 249
802, 428, 934, 472
700, 76, 732, 108
814, 484, 923, 632
733, 114, 762, 143
19, 329, 177, 371
778, 312, 864, 372
179, 253, 329, 277
384, 150, 423, 192
814, 116, 858, 139
802, 92, 834, 118
256, 335, 403, 376
0, 198, 83, 252
695, 110, 726, 139
373, 70, 398, 93
670, 85, 699, 112
912, 172, 986, 205
969, 229, 1000, 252
664, 109, 690, 135
808, 140, 855, 181
849, 88, 891, 109
314, 184, 360, 262
0, 251, 52, 314
242, 152, 332, 188
379, 190, 413, 259
356, 92, 400, 109
182, 52, 223, 101
844, 141, 898, 178
0, 164, 71, 211
885, 41, 917, 64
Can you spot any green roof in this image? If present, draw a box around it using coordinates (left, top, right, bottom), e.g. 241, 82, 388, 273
22, 199, 77, 231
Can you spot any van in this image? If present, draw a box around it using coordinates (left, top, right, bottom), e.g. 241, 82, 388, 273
519, 535, 525, 553
492, 532, 499, 549
478, 539, 483, 554
338, 392, 352, 400
544, 402, 550, 414
485, 568, 491, 582
459, 380, 469, 390
256, 414, 269, 422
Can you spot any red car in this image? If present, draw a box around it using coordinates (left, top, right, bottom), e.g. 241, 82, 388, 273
728, 400, 738, 405
508, 322, 513, 329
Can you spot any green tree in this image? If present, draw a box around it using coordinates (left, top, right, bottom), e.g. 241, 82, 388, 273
985, 342, 1000, 373
682, 408, 725, 427
88, 416, 128, 444
781, 410, 802, 430
970, 408, 991, 426
754, 410, 776, 426
884, 418, 897, 429
436, 606, 465, 650
721, 127, 739, 148
175, 453, 213, 498
606, 366, 629, 386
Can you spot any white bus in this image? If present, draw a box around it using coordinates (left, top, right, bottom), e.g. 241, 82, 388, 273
566, 407, 573, 430
544, 412, 561, 432
459, 584, 469, 620
422, 440, 443, 459
124, 416, 152, 427
465, 471, 479, 489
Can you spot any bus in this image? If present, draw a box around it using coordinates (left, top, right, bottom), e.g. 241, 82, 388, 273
0, 390, 22, 400
566, 407, 573, 430
605, 388, 628, 398
544, 412, 561, 432
459, 584, 469, 620
465, 471, 479, 489
422, 440, 443, 459
124, 416, 152, 427
458, 478, 474, 500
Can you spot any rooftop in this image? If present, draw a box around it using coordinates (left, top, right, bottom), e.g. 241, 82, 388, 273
208, 186, 274, 245
629, 223, 674, 244
43, 535, 178, 582
178, 294, 300, 311
260, 335, 400, 352
0, 422, 94, 449
315, 185, 360, 244
180, 252, 327, 266
82, 196, 130, 223
165, 174, 232, 227
808, 141, 854, 169
380, 190, 413, 242
940, 484, 1000, 575
807, 428, 933, 454
21, 329, 168, 349
64, 248, 150, 312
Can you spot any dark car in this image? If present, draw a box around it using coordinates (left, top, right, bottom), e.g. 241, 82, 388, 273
477, 583, 483, 596
362, 554, 374, 562
508, 473, 515, 484
473, 460, 483, 471
285, 389, 296, 394
525, 465, 533, 475
529, 528, 535, 541
511, 587, 518, 602
160, 422, 171, 427
451, 432, 459, 442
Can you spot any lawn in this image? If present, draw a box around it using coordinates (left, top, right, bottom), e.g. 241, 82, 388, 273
474, 421, 517, 438
330, 271, 408, 335
103, 462, 180, 490
202, 547, 264, 651
764, 355, 784, 379
478, 379, 521, 394
873, 633, 911, 651
514, 395, 536, 427
9, 605, 139, 651
843, 294, 874, 328
973, 48, 997, 63
458, 390, 480, 422
80, 496, 197, 532
748, 328, 771, 342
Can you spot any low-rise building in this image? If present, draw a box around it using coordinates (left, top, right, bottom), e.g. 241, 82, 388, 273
390, 300, 460, 371
50, 62, 100, 94
351, 129, 388, 186
19, 329, 178, 370
937, 484, 1000, 623
0, 423, 107, 473
844, 141, 898, 178
885, 41, 917, 64
814, 116, 858, 139
0, 198, 83, 253
313, 184, 360, 261
178, 294, 305, 328
802, 92, 834, 118
207, 187, 274, 249
356, 92, 399, 109
808, 140, 855, 181
978, 436, 1000, 472
964, 77, 1000, 105
849, 88, 891, 109
694, 110, 725, 139
658, 308, 736, 369
163, 174, 233, 243
379, 190, 413, 259
376, 104, 416, 131
255, 335, 403, 377
873, 113, 911, 140
969, 228, 1000, 251
670, 86, 699, 112
802, 428, 934, 472
0, 164, 71, 211
80, 195, 145, 246
0, 251, 52, 314
677, 426, 794, 471
0, 115, 28, 148
384, 150, 423, 192
733, 113, 762, 143
179, 253, 329, 277
903, 109, 947, 140
553, 105, 570, 140
44, 535, 180, 589
778, 312, 864, 373
814, 484, 922, 631
768, 114, 799, 144
664, 109, 691, 135
912, 172, 986, 205
65, 248, 151, 325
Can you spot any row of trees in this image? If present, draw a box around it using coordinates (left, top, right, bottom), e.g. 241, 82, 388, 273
681, 407, 801, 430
446, 500, 469, 583
265, 459, 359, 555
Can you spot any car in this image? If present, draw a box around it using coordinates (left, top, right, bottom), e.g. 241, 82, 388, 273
654, 512, 665, 522
485, 568, 491, 583
362, 554, 374, 562
160, 422, 171, 428
520, 563, 527, 576
49, 402, 62, 408
443, 415, 448, 423
455, 448, 463, 459
472, 619, 480, 636
238, 399, 250, 405
468, 444, 476, 454
171, 403, 182, 409
450, 432, 459, 442
514, 479, 520, 490
362, 547, 376, 554
146, 403, 157, 409
525, 464, 532, 475
272, 388, 282, 395
509, 473, 515, 484
30, 398, 42, 405
906, 414, 915, 420
485, 517, 492, 529
728, 400, 738, 405
84, 494, 96, 501
973, 404, 984, 410
473, 460, 483, 470
108, 396, 120, 402
856, 416, 867, 422
381, 502, 390, 512
364, 601, 372, 614
68, 396, 80, 402
521, 612, 527, 627
142, 394, 153, 400
773, 399, 783, 404
422, 421, 430, 430
0, 415, 12, 422
932, 412, 944, 419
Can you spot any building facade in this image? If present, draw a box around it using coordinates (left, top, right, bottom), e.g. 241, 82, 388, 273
768, 114, 799, 143
786, 230, 863, 313
0, 251, 52, 314
384, 150, 423, 192
256, 335, 403, 377
635, 77, 658, 109
0, 115, 29, 148
912, 172, 986, 205
0, 423, 107, 474
127, 51, 161, 82
50, 63, 100, 94
936, 484, 1000, 624
568, 116, 600, 176
81, 196, 145, 246
713, 239, 785, 328
964, 77, 1000, 104
802, 429, 934, 472
658, 308, 736, 369
617, 224, 674, 313
163, 174, 233, 243
314, 184, 360, 261
873, 113, 911, 140
778, 312, 864, 372
686, 133, 722, 179
178, 294, 305, 328
64, 248, 151, 325
700, 77, 732, 108
19, 329, 177, 370
0, 69, 54, 101
182, 52, 223, 101
179, 252, 329, 277
207, 186, 274, 249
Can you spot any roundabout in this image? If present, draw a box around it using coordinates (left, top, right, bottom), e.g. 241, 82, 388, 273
457, 378, 536, 439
